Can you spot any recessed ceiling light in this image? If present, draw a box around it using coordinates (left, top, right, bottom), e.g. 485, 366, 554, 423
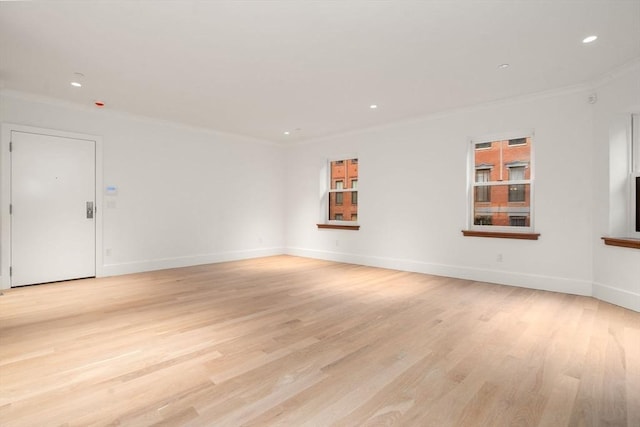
283, 131, 290, 135
370, 104, 378, 109
498, 63, 510, 69
70, 72, 84, 88
582, 35, 598, 44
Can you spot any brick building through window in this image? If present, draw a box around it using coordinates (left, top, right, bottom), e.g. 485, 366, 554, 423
329, 158, 358, 221
473, 138, 531, 227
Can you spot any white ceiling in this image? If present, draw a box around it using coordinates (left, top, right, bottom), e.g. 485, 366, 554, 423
1, 1, 639, 143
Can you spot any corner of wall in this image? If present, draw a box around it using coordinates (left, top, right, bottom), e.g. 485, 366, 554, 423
592, 282, 640, 312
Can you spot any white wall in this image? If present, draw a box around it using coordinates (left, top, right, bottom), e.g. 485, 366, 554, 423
1, 68, 638, 311
0, 91, 285, 287
592, 63, 640, 311
285, 87, 601, 299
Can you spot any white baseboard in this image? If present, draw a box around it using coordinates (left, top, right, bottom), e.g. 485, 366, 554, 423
286, 247, 594, 297
102, 247, 285, 277
593, 282, 640, 312
13, 245, 637, 313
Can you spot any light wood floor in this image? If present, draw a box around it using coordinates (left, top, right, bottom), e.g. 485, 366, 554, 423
0, 255, 638, 426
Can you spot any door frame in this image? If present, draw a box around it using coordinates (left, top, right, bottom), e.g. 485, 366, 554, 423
1, 124, 104, 289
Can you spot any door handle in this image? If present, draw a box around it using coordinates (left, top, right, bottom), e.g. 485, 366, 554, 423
86, 201, 94, 219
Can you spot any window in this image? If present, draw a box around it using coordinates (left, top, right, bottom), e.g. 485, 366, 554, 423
328, 158, 359, 222
470, 135, 533, 231
508, 138, 527, 146
509, 216, 527, 227
475, 168, 491, 202
604, 113, 640, 243
474, 215, 493, 225
508, 166, 526, 202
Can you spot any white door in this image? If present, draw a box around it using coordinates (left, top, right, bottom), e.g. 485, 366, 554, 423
11, 131, 96, 286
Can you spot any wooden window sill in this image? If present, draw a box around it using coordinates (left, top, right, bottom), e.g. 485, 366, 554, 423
462, 230, 540, 240
317, 224, 360, 230
601, 237, 640, 249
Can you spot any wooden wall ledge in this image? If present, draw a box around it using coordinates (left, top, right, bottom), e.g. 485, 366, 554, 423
601, 237, 640, 249
462, 230, 540, 240
317, 224, 360, 230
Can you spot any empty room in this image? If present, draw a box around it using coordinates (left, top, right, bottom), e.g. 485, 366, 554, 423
0, 1, 639, 426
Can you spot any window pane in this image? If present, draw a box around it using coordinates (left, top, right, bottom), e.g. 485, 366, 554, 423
473, 184, 530, 226
351, 191, 358, 205
351, 179, 358, 189
475, 138, 530, 182
329, 191, 358, 221
331, 159, 357, 189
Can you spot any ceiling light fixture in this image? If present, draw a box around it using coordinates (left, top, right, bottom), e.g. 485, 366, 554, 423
370, 104, 378, 109
498, 63, 510, 69
70, 72, 84, 88
283, 131, 290, 135
582, 35, 598, 44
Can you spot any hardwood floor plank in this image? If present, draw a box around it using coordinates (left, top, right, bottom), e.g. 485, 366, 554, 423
0, 255, 638, 426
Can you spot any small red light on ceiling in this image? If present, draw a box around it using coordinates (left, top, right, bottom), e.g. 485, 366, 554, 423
95, 101, 105, 107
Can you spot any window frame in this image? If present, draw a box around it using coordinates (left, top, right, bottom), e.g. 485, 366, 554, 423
468, 131, 535, 234
629, 114, 640, 238
324, 155, 360, 227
